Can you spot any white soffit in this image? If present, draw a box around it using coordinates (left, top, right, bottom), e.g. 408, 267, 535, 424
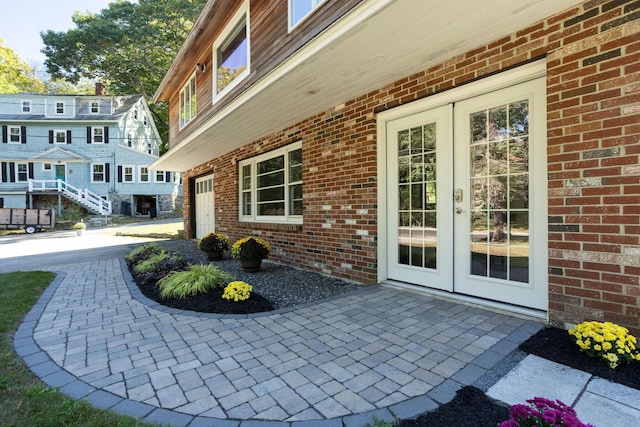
153, 0, 582, 171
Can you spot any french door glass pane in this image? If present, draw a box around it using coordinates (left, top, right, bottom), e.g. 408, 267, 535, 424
398, 122, 437, 269
469, 100, 530, 282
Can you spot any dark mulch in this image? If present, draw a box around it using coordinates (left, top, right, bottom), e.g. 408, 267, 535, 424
518, 326, 640, 391
135, 277, 275, 314
398, 327, 640, 427
398, 386, 509, 427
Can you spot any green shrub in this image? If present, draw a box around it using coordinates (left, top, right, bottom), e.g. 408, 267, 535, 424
133, 250, 174, 275
126, 244, 162, 264
157, 264, 234, 299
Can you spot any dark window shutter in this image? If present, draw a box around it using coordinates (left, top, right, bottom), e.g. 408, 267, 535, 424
105, 163, 110, 183
21, 126, 27, 143
1, 162, 7, 182
49, 130, 54, 144
2, 126, 6, 143
67, 130, 72, 144
9, 163, 15, 183
117, 165, 122, 182
166, 172, 171, 182
87, 126, 92, 143
28, 163, 34, 179
104, 126, 109, 144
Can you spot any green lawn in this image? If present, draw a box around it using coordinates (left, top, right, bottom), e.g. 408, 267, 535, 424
0, 271, 156, 427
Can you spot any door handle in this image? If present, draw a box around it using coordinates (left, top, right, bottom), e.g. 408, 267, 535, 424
455, 207, 463, 214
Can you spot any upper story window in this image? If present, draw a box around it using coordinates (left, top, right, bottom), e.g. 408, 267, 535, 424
179, 73, 197, 128
239, 141, 302, 224
155, 171, 166, 182
214, 2, 250, 100
134, 109, 138, 119
9, 126, 22, 143
92, 127, 104, 143
22, 100, 31, 113
127, 133, 132, 147
56, 102, 65, 114
90, 101, 99, 114
55, 130, 68, 144
289, 0, 326, 29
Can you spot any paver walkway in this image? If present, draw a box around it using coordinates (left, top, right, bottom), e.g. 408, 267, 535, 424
15, 258, 543, 426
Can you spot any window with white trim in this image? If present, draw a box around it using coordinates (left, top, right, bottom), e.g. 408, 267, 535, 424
179, 73, 197, 128
22, 100, 31, 113
123, 166, 134, 182
239, 142, 302, 223
43, 163, 52, 171
54, 130, 67, 144
8, 126, 21, 143
90, 101, 99, 114
56, 102, 64, 114
213, 2, 249, 99
16, 163, 28, 182
289, 0, 326, 29
92, 127, 104, 143
139, 167, 149, 182
127, 133, 132, 147
92, 163, 106, 182
155, 171, 166, 182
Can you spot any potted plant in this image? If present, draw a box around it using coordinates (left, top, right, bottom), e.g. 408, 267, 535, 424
72, 220, 86, 236
198, 232, 230, 261
231, 237, 271, 272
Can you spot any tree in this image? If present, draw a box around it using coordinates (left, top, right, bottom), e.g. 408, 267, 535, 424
41, 0, 207, 153
0, 39, 47, 93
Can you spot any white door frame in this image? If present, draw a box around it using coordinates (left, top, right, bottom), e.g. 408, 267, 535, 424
377, 60, 547, 311
195, 173, 215, 239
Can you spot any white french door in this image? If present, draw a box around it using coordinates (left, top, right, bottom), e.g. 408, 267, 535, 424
386, 77, 547, 310
387, 105, 453, 291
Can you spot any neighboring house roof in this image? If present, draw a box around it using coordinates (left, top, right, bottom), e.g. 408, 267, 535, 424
0, 94, 143, 123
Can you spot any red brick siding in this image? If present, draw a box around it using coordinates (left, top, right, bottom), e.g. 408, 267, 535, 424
181, 0, 640, 334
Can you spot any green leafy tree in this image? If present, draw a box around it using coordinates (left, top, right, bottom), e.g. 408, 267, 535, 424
0, 39, 46, 93
41, 0, 207, 153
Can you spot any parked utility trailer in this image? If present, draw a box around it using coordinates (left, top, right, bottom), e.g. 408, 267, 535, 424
0, 208, 55, 234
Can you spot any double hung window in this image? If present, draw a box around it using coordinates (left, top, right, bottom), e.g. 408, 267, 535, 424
55, 130, 67, 144
16, 163, 28, 182
9, 126, 21, 143
139, 167, 150, 182
92, 127, 104, 143
239, 142, 302, 223
93, 164, 105, 182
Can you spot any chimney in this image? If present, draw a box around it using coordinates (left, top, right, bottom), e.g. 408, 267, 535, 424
95, 82, 106, 96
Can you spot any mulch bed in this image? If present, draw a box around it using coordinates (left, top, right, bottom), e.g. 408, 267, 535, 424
518, 326, 640, 391
137, 279, 275, 314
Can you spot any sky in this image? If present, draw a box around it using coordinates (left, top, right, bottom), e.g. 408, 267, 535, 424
0, 0, 114, 67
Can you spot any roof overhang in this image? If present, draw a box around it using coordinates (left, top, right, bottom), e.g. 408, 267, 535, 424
151, 0, 581, 172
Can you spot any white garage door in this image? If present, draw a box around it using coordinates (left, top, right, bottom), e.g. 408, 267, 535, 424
195, 174, 215, 239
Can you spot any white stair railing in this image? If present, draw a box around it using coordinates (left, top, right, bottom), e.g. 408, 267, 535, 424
28, 179, 112, 215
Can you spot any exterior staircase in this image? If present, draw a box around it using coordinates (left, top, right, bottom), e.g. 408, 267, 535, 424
28, 179, 112, 216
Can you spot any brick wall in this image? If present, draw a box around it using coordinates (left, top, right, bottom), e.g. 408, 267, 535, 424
182, 0, 639, 333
